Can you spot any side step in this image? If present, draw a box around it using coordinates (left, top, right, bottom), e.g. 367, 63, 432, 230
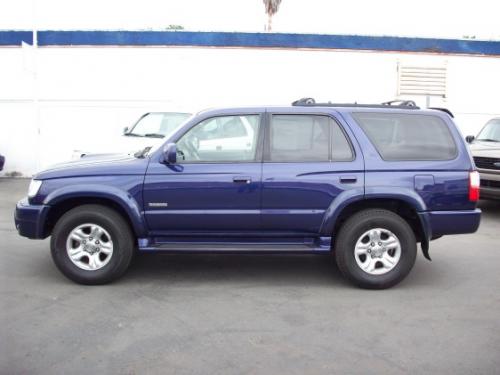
138, 238, 332, 253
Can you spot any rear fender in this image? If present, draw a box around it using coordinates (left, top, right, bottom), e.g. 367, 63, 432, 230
322, 186, 432, 260
319, 188, 364, 235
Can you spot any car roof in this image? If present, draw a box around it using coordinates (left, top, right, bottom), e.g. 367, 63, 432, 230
195, 105, 450, 118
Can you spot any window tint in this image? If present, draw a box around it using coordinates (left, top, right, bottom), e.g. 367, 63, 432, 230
177, 115, 260, 162
268, 115, 353, 162
352, 113, 457, 161
269, 115, 329, 162
331, 121, 354, 161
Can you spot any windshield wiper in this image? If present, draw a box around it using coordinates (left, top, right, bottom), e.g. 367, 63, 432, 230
124, 133, 142, 137
144, 133, 165, 138
476, 138, 500, 142
134, 146, 152, 159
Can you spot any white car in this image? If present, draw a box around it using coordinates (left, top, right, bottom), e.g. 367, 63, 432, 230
72, 112, 192, 159
176, 115, 259, 162
197, 116, 256, 152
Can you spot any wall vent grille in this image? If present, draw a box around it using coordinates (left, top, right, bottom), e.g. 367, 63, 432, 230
397, 63, 447, 97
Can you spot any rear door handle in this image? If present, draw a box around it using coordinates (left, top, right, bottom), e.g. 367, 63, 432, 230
233, 176, 252, 184
340, 176, 357, 184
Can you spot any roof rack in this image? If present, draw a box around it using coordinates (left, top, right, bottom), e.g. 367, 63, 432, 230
291, 97, 420, 110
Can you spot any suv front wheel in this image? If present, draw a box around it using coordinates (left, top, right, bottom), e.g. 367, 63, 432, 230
50, 204, 134, 285
335, 209, 417, 289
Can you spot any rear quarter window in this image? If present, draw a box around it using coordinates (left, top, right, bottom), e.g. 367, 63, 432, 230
352, 112, 458, 161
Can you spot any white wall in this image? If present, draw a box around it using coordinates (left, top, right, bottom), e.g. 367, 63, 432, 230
1, 46, 499, 176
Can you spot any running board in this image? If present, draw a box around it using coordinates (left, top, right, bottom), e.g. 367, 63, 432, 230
138, 238, 332, 253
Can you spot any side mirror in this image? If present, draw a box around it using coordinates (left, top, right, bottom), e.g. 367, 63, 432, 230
163, 143, 177, 164
465, 135, 475, 144
123, 126, 129, 134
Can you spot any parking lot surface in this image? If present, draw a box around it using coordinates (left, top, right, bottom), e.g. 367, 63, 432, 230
1, 178, 499, 374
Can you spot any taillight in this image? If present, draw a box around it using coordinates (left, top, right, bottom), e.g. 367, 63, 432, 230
469, 171, 480, 202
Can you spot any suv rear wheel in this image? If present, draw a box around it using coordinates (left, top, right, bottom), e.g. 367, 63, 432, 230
335, 209, 417, 289
50, 204, 134, 285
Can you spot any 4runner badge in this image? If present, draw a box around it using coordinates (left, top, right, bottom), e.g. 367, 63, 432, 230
148, 202, 169, 207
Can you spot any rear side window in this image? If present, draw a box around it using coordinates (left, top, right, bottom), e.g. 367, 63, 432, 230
269, 115, 328, 162
331, 120, 354, 161
352, 112, 457, 161
268, 115, 353, 162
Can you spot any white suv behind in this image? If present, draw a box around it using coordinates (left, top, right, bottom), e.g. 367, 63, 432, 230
72, 112, 192, 159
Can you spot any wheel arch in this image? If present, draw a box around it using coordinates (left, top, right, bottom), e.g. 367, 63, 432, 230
43, 186, 146, 238
322, 192, 429, 258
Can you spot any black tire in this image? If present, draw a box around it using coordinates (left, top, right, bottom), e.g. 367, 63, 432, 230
50, 204, 134, 285
335, 209, 417, 289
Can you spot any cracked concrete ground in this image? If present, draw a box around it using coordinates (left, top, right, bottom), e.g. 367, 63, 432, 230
1, 178, 499, 374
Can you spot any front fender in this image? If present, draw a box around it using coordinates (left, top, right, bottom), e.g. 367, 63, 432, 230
43, 183, 146, 236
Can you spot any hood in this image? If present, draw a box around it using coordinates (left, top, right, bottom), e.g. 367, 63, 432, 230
469, 141, 500, 158
35, 153, 149, 180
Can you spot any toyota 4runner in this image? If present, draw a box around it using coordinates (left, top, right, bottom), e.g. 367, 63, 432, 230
14, 99, 481, 289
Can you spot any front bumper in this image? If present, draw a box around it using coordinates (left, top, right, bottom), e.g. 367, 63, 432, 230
14, 198, 50, 239
480, 185, 500, 199
479, 168, 500, 200
418, 209, 481, 240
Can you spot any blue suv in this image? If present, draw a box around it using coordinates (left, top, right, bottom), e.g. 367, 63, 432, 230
14, 100, 481, 288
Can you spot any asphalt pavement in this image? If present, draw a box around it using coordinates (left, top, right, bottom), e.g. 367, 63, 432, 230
1, 178, 499, 374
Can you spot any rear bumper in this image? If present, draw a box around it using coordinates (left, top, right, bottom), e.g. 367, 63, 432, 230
418, 209, 481, 239
14, 198, 50, 239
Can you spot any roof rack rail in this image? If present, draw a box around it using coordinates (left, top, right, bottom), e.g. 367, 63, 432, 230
381, 100, 418, 107
291, 97, 420, 110
428, 107, 454, 118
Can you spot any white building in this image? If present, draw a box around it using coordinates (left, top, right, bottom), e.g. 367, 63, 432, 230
0, 30, 499, 176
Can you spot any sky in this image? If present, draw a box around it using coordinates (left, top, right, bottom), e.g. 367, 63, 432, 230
0, 0, 499, 40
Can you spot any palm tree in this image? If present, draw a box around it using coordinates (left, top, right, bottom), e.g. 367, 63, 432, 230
263, 0, 282, 32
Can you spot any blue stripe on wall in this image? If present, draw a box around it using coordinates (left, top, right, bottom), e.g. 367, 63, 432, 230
1, 30, 499, 56
0, 31, 32, 45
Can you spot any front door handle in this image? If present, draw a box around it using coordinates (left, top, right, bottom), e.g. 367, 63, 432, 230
340, 176, 357, 184
233, 176, 252, 184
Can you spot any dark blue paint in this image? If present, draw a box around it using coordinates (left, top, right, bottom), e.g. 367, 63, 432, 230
30, 154, 149, 236
14, 105, 481, 255
0, 30, 499, 55
14, 198, 50, 239
144, 163, 262, 232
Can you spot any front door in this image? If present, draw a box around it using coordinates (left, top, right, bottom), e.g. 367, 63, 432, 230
143, 113, 263, 234
261, 112, 364, 234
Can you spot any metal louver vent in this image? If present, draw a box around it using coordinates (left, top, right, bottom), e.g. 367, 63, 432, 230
397, 63, 447, 97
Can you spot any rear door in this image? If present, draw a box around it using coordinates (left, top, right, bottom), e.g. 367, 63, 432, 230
261, 111, 364, 233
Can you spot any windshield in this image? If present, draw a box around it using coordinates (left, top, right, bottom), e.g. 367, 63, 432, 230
476, 119, 500, 142
127, 112, 191, 138
133, 113, 195, 158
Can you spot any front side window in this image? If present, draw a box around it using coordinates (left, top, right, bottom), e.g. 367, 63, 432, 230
268, 115, 353, 162
177, 115, 260, 162
352, 112, 457, 161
